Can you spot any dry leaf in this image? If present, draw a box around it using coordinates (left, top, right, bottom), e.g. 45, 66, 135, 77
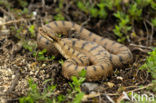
107, 82, 114, 88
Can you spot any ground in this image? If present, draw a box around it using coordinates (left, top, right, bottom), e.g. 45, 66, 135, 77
0, 0, 156, 103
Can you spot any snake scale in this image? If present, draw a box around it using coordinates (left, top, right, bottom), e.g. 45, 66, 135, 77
37, 21, 133, 81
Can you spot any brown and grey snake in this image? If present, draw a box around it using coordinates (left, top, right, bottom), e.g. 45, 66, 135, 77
37, 21, 133, 81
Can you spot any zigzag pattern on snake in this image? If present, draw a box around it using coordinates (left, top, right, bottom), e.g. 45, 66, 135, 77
37, 21, 133, 81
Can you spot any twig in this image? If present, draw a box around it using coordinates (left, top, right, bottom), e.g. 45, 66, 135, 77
130, 43, 152, 49
105, 94, 115, 103
81, 16, 91, 26
124, 85, 139, 89
0, 7, 18, 29
127, 83, 153, 93
146, 20, 154, 45
143, 20, 150, 46
130, 43, 153, 53
0, 7, 12, 17
0, 19, 26, 26
104, 83, 153, 97
42, 0, 45, 9
82, 84, 154, 103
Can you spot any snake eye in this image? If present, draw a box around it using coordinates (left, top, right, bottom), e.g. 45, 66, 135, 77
39, 28, 44, 33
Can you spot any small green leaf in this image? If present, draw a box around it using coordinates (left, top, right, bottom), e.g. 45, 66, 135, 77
28, 25, 35, 38
50, 55, 55, 60
77, 1, 87, 12
90, 8, 98, 17
37, 55, 46, 61
72, 92, 84, 103
151, 18, 156, 27
78, 69, 86, 77
57, 95, 65, 102
43, 79, 53, 84
54, 13, 65, 21
59, 59, 64, 64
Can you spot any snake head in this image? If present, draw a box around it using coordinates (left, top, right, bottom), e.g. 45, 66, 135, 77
38, 26, 60, 42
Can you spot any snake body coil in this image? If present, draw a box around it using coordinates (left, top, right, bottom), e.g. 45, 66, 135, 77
38, 21, 133, 81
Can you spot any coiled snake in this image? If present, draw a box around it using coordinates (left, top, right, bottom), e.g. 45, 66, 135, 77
38, 21, 133, 81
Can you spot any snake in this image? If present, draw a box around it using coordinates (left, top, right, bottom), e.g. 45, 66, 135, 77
37, 21, 133, 81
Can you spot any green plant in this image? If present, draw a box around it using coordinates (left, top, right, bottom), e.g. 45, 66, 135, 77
11, 24, 55, 61
54, 13, 65, 21
28, 25, 35, 38
77, 1, 89, 14
19, 69, 86, 103
22, 40, 55, 61
54, 0, 65, 20
97, 2, 108, 19
10, 26, 24, 39
76, 0, 125, 19
69, 69, 86, 93
136, 0, 154, 8
17, 0, 28, 8
68, 69, 86, 103
151, 0, 156, 10
72, 92, 84, 103
139, 48, 156, 72
58, 59, 64, 64
33, 49, 47, 60
33, 49, 55, 61
75, 0, 155, 42
89, 7, 98, 17
0, 0, 11, 9
57, 94, 66, 103
10, 7, 31, 18
113, 11, 131, 42
128, 3, 142, 21
139, 48, 156, 92
19, 79, 56, 103
22, 40, 37, 52
76, 0, 108, 19
103, 0, 113, 10
151, 18, 156, 27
